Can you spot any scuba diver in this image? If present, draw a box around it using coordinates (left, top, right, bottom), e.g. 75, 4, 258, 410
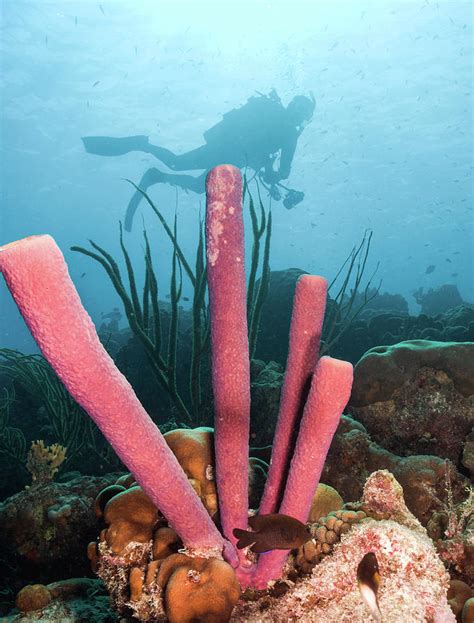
82, 90, 316, 231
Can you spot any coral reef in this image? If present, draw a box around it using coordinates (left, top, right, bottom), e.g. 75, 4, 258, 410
87, 470, 240, 622
6, 578, 115, 622
0, 166, 355, 619
349, 341, 474, 468
232, 471, 454, 621
0, 474, 117, 580
350, 340, 474, 406
427, 485, 474, 581
323, 415, 468, 525
350, 364, 474, 464
86, 458, 464, 621
413, 284, 466, 316
2, 166, 468, 622
241, 519, 452, 622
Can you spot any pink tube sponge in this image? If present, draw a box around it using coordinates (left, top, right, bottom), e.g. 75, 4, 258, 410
0, 235, 227, 557
280, 356, 353, 521
253, 356, 353, 588
205, 166, 251, 562
259, 275, 327, 515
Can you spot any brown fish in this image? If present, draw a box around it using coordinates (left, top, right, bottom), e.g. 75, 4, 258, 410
357, 552, 382, 622
233, 513, 311, 554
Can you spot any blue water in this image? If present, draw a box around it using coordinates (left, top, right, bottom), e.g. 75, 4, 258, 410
1, 0, 472, 351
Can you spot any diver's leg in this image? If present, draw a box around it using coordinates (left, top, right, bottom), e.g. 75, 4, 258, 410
124, 169, 207, 231
146, 144, 214, 171
82, 135, 150, 157
124, 167, 164, 231
159, 171, 207, 193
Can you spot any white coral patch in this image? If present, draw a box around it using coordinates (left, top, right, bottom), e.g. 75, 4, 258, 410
206, 200, 226, 266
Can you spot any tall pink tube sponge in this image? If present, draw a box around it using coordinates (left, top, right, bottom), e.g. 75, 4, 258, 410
259, 275, 327, 515
0, 235, 229, 559
253, 356, 353, 589
205, 166, 251, 566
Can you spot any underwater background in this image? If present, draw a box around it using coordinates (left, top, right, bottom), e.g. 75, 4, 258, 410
1, 0, 472, 352
0, 1, 473, 622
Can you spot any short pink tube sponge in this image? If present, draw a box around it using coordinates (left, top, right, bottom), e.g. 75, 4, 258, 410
259, 275, 327, 515
0, 235, 227, 558
253, 356, 353, 589
205, 166, 251, 566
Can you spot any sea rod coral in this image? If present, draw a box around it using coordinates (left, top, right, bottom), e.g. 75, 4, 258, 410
0, 165, 353, 614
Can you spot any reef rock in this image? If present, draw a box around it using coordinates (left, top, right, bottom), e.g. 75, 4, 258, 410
0, 473, 118, 587
413, 284, 466, 316
322, 415, 468, 525
349, 340, 474, 464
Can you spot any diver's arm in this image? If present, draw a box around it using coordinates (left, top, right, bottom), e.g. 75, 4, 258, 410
277, 132, 298, 180
262, 157, 277, 184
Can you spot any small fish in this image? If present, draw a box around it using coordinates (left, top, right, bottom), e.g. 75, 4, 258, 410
445, 258, 452, 263
357, 552, 382, 622
80, 272, 86, 278
75, 16, 77, 26
182, 296, 190, 302
233, 513, 311, 554
92, 80, 100, 88
425, 264, 436, 274
451, 273, 458, 277
99, 4, 105, 15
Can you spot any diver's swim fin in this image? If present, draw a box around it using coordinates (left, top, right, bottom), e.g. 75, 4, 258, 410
124, 190, 142, 232
81, 135, 149, 156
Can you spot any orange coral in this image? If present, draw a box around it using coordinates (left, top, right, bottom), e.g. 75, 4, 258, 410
164, 427, 218, 516
153, 526, 181, 560
102, 486, 159, 558
15, 584, 52, 612
157, 553, 240, 623
94, 484, 126, 519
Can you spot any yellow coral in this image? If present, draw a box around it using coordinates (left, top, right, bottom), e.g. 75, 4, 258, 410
26, 440, 67, 485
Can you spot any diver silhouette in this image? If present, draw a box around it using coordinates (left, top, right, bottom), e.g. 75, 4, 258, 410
82, 90, 315, 231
